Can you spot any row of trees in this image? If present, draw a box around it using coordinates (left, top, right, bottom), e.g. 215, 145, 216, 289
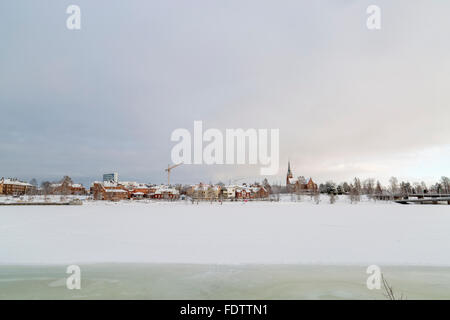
317, 176, 450, 196
22, 176, 75, 195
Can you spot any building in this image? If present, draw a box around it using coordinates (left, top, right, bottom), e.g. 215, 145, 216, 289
151, 185, 180, 199
50, 182, 87, 195
221, 184, 268, 200
91, 181, 129, 201
221, 186, 237, 199
187, 183, 209, 199
251, 185, 270, 199
286, 161, 295, 188
286, 161, 318, 194
235, 186, 252, 199
103, 189, 128, 201
206, 185, 222, 200
91, 180, 162, 200
103, 173, 118, 183
0, 178, 35, 195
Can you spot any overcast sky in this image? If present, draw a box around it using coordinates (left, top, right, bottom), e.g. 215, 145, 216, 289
1, 0, 449, 186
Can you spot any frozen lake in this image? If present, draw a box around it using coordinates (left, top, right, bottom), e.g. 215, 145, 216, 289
0, 197, 449, 265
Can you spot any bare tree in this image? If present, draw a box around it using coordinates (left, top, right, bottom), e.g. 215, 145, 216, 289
329, 193, 337, 204
382, 274, 406, 300
349, 184, 361, 203
353, 178, 362, 195
441, 176, 450, 194
313, 192, 320, 204
59, 176, 74, 195
389, 177, 399, 196
363, 178, 375, 197
420, 181, 428, 194
375, 181, 383, 195
413, 182, 423, 194
342, 182, 351, 194
41, 181, 51, 196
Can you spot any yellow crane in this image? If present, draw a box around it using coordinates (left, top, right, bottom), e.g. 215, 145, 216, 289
165, 163, 182, 185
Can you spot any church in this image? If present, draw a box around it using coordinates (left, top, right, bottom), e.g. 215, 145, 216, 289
286, 161, 318, 194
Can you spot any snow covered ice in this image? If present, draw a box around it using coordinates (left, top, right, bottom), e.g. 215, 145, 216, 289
1, 195, 449, 266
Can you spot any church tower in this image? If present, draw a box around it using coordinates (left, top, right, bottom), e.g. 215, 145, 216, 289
286, 161, 293, 187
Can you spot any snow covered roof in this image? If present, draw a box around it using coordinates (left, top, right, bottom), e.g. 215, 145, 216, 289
101, 181, 119, 188
50, 183, 83, 188
120, 181, 139, 187
192, 184, 210, 191
1, 178, 32, 187
105, 189, 127, 193
154, 185, 179, 194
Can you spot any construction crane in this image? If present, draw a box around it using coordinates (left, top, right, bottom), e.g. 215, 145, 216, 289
165, 163, 182, 186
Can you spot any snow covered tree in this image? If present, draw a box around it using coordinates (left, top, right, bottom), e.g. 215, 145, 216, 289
375, 181, 383, 195
41, 181, 51, 196
389, 177, 399, 195
349, 183, 361, 203
363, 179, 375, 196
342, 182, 351, 194
353, 178, 362, 195
319, 183, 327, 194
329, 193, 337, 204
325, 181, 337, 194
441, 176, 450, 194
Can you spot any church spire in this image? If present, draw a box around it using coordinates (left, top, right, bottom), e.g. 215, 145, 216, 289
286, 160, 293, 188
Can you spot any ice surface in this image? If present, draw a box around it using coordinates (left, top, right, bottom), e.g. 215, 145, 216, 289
0, 195, 449, 265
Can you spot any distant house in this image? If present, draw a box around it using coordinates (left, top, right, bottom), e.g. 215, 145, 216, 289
121, 181, 151, 198
151, 185, 179, 199
207, 185, 222, 200
0, 178, 35, 195
186, 183, 222, 200
91, 180, 155, 200
91, 181, 128, 201
187, 183, 209, 200
235, 186, 252, 199
251, 185, 270, 199
221, 186, 236, 199
103, 189, 128, 201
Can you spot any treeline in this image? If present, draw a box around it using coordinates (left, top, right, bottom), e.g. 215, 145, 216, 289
317, 176, 450, 196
